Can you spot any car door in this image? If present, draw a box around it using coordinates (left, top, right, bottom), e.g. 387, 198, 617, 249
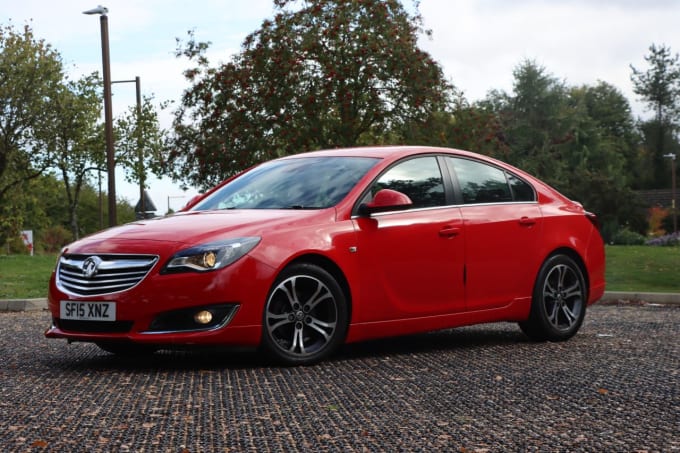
445, 157, 543, 311
353, 156, 466, 322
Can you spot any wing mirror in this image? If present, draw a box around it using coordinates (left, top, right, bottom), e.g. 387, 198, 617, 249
358, 189, 413, 216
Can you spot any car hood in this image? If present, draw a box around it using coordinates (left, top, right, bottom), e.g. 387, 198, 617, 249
64, 209, 336, 254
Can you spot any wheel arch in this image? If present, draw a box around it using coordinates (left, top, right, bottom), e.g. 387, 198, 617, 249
543, 247, 590, 299
284, 253, 353, 321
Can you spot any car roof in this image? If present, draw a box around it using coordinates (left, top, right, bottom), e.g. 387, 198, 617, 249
277, 146, 552, 196
279, 146, 481, 160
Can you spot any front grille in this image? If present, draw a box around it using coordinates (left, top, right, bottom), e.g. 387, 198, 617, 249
57, 319, 134, 333
57, 254, 158, 296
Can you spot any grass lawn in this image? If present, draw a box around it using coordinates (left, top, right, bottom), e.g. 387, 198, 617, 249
0, 254, 56, 299
0, 246, 678, 299
604, 245, 680, 292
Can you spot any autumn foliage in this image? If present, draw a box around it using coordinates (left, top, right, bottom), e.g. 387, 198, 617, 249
168, 0, 453, 189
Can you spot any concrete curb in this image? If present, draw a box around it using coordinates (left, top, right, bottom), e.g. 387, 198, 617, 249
0, 298, 49, 312
1, 291, 679, 313
599, 291, 680, 305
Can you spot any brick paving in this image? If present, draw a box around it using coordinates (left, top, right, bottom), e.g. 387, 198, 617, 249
1, 304, 678, 452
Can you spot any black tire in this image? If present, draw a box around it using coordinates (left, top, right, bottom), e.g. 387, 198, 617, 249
96, 342, 157, 356
261, 263, 348, 365
519, 254, 587, 342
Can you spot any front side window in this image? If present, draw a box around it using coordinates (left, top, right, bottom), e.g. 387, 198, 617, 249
193, 156, 379, 210
370, 156, 445, 209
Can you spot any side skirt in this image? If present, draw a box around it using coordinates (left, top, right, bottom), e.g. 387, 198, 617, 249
345, 297, 531, 344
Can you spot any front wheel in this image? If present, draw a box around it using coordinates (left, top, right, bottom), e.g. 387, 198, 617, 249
519, 254, 587, 342
261, 263, 348, 366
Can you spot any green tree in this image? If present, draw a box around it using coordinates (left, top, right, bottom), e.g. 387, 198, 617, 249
401, 97, 511, 160
630, 44, 680, 188
481, 62, 644, 239
1, 172, 137, 252
563, 83, 644, 238
168, 0, 453, 189
115, 94, 166, 214
482, 60, 573, 188
46, 73, 104, 240
0, 23, 63, 206
2, 174, 71, 252
582, 81, 640, 179
631, 44, 680, 127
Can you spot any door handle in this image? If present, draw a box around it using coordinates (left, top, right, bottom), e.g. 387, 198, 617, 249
519, 216, 536, 226
439, 226, 460, 238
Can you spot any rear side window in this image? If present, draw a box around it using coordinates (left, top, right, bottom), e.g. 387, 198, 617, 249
507, 173, 535, 202
446, 157, 535, 204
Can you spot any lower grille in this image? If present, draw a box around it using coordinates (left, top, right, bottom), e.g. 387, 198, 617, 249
57, 319, 134, 333
147, 304, 239, 333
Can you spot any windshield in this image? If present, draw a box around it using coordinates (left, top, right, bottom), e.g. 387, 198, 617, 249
192, 156, 379, 210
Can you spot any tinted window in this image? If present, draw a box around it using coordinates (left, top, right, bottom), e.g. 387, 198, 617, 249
371, 157, 445, 208
508, 173, 536, 202
193, 156, 379, 210
448, 158, 511, 204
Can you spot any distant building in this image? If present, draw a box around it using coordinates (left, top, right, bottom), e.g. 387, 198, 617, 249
636, 189, 674, 209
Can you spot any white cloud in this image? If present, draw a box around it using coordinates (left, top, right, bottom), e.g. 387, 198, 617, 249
418, 0, 679, 112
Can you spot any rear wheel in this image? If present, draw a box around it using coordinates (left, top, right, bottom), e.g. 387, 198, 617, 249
519, 254, 587, 341
262, 263, 348, 365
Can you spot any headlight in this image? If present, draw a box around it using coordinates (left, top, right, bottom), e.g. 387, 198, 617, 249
163, 237, 260, 273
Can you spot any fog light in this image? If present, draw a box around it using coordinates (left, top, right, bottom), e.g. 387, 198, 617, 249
194, 310, 213, 325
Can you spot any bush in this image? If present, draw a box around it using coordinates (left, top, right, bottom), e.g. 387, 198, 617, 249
41, 225, 72, 253
3, 235, 29, 254
646, 232, 680, 247
611, 228, 646, 245
661, 213, 678, 235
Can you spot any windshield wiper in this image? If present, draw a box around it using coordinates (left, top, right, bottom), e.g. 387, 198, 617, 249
286, 205, 324, 210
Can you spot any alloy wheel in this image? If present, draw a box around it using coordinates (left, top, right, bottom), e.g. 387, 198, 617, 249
541, 263, 584, 332
265, 274, 339, 359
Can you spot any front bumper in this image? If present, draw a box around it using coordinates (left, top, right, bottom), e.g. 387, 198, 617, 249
45, 255, 275, 348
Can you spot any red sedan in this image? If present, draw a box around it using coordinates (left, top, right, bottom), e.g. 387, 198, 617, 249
46, 146, 605, 365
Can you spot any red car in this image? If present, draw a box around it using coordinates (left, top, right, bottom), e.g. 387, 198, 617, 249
46, 146, 605, 365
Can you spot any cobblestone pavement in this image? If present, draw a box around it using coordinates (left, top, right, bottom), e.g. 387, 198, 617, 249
1, 304, 678, 452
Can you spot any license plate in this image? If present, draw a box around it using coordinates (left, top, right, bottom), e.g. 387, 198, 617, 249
60, 301, 116, 321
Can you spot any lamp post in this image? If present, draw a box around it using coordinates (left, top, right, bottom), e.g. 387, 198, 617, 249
83, 5, 116, 226
112, 76, 144, 213
167, 196, 186, 214
663, 153, 677, 234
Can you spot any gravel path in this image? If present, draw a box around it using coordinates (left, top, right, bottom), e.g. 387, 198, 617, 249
1, 304, 678, 452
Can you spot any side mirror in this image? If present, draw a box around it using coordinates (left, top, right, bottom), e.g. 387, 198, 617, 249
358, 189, 413, 216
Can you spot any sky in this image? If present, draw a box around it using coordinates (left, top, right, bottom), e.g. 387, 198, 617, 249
4, 0, 679, 212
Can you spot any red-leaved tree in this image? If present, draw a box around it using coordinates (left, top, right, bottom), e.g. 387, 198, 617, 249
167, 0, 453, 189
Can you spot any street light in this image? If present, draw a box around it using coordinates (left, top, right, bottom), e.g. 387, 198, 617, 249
83, 5, 117, 227
167, 195, 186, 214
663, 153, 677, 234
